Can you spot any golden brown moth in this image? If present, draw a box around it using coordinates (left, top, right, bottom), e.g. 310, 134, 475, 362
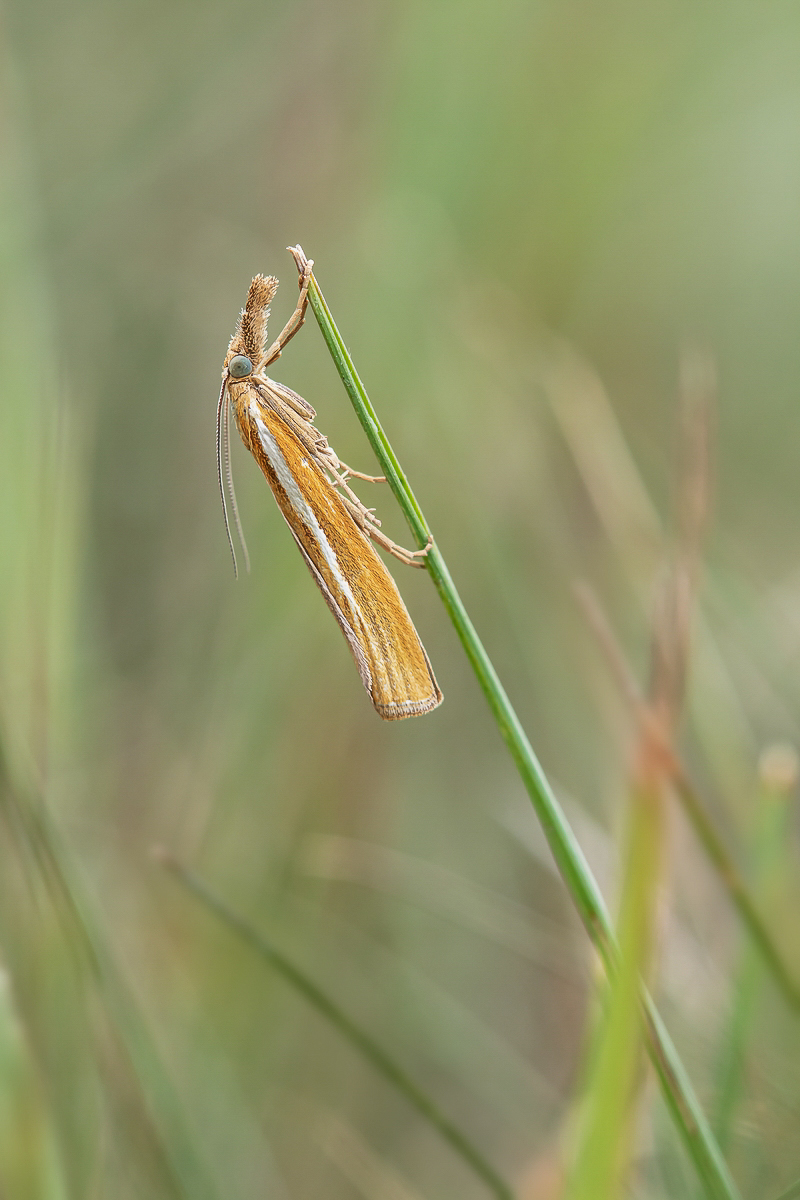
216, 256, 442, 720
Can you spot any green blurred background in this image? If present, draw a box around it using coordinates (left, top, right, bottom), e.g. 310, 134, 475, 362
2, 1, 800, 1196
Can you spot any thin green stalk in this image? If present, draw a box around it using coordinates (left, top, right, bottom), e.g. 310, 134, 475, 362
158, 854, 515, 1200
289, 245, 740, 1200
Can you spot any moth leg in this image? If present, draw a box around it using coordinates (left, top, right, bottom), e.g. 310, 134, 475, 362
339, 464, 387, 484
341, 493, 432, 568
312, 438, 344, 476
330, 472, 383, 527
367, 527, 433, 569
260, 256, 314, 369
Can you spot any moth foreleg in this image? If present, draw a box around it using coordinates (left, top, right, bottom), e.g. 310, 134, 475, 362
260, 256, 313, 370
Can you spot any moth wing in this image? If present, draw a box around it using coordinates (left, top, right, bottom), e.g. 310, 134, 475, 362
245, 402, 442, 719
264, 378, 317, 421
317, 520, 443, 719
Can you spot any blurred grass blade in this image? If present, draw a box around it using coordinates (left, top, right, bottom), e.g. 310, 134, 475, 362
0, 745, 222, 1200
566, 774, 664, 1200
0, 967, 68, 1200
159, 853, 515, 1200
569, 540, 689, 1198
0, 58, 64, 791
318, 1112, 424, 1200
672, 769, 800, 1010
292, 246, 740, 1200
576, 580, 800, 1011
0, 65, 219, 1200
713, 745, 798, 1151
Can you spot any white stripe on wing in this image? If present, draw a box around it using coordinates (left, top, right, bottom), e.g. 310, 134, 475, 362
253, 405, 363, 620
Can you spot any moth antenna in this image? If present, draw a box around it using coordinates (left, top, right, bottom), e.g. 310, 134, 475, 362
216, 378, 241, 578
223, 384, 250, 574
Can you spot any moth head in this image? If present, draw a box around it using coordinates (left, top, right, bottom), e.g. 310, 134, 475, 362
225, 273, 279, 370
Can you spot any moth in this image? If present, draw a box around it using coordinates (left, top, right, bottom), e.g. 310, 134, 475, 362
216, 254, 443, 719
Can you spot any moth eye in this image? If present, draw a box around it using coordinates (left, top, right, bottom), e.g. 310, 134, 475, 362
228, 354, 253, 378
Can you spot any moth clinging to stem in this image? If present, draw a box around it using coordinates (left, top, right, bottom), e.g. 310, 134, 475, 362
216, 247, 442, 720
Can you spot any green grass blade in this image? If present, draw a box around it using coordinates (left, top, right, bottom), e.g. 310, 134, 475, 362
159, 854, 515, 1200
291, 246, 741, 1200
566, 778, 664, 1200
